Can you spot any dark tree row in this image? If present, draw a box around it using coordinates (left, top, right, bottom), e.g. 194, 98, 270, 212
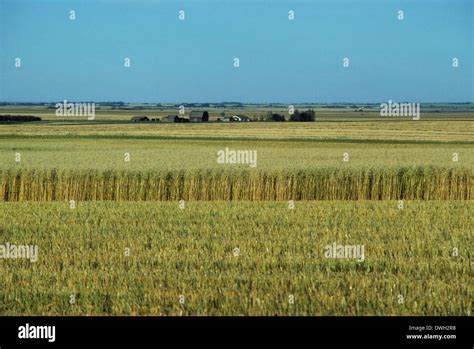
266, 109, 316, 122
0, 115, 42, 123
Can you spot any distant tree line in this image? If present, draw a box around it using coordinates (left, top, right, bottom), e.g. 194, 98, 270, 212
266, 109, 316, 122
0, 115, 42, 123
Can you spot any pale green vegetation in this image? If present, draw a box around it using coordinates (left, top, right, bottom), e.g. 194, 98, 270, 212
0, 201, 471, 316
0, 137, 473, 171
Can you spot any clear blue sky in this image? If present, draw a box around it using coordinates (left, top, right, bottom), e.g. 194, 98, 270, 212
0, 0, 472, 103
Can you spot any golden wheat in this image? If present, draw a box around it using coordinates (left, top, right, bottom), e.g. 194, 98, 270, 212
0, 167, 471, 202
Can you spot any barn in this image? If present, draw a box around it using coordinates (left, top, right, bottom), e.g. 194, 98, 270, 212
189, 111, 209, 123
161, 115, 190, 123
161, 115, 178, 123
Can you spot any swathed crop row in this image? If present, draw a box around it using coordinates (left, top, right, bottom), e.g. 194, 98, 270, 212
0, 167, 471, 201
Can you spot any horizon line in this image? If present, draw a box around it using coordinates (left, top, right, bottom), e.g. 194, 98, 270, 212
1, 101, 474, 105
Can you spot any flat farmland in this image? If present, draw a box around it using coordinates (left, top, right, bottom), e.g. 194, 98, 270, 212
0, 115, 473, 143
0, 112, 472, 172
0, 109, 472, 316
0, 201, 471, 316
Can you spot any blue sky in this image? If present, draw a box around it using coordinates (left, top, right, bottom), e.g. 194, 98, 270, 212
0, 0, 472, 103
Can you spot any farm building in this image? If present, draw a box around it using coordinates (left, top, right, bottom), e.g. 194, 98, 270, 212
176, 116, 190, 123
131, 116, 149, 122
161, 115, 178, 123
161, 115, 190, 123
189, 111, 209, 123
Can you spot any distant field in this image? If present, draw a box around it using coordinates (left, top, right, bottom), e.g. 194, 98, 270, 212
0, 137, 472, 170
0, 110, 472, 201
0, 109, 473, 143
0, 201, 470, 316
1, 105, 473, 122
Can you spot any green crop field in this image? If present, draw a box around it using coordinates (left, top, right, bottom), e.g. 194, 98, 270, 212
0, 106, 472, 316
0, 201, 471, 316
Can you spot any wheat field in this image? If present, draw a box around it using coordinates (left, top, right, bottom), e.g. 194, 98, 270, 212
0, 201, 471, 316
0, 167, 472, 202
0, 111, 472, 316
